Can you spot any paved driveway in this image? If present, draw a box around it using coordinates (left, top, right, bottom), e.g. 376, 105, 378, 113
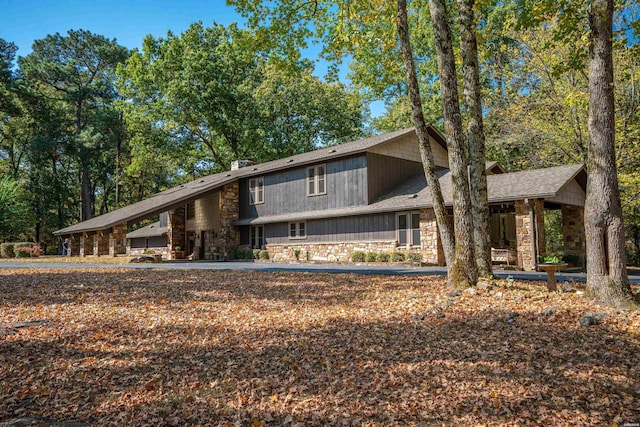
2, 259, 639, 284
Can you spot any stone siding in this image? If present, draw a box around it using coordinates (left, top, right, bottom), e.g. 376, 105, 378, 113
515, 200, 535, 271
268, 241, 404, 263
562, 205, 585, 266
93, 231, 110, 256
109, 222, 127, 256
213, 182, 239, 257
419, 208, 445, 265
79, 233, 92, 257
167, 206, 186, 259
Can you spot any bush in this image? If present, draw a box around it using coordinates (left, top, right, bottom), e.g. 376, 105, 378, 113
405, 252, 423, 263
15, 246, 33, 258
259, 250, 269, 260
252, 249, 261, 259
351, 251, 366, 262
365, 252, 377, 262
1, 242, 15, 258
391, 252, 405, 262
143, 249, 156, 255
293, 249, 301, 261
375, 252, 390, 262
233, 247, 254, 260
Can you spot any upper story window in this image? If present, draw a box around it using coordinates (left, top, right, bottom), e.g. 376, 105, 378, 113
249, 177, 264, 205
397, 212, 421, 247
307, 164, 326, 196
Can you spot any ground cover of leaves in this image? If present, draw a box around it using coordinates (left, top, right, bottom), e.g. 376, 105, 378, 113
1, 269, 639, 426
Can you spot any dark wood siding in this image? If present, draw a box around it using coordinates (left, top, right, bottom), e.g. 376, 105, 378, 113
239, 155, 368, 219
366, 152, 423, 203
266, 213, 396, 244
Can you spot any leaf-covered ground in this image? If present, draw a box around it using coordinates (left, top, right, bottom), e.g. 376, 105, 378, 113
1, 269, 639, 426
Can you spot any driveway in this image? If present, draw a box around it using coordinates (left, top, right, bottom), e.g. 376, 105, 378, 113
2, 259, 639, 284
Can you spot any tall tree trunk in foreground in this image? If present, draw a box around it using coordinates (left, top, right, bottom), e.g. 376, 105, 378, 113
396, 0, 455, 270
585, 0, 637, 308
428, 0, 477, 287
457, 0, 492, 278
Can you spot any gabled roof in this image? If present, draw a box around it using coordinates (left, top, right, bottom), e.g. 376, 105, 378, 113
235, 164, 586, 225
55, 127, 445, 235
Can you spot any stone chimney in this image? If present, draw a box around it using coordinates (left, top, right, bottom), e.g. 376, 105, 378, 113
231, 159, 255, 171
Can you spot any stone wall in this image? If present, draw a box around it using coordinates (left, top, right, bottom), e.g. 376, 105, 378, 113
128, 246, 170, 258
69, 235, 80, 256
419, 208, 445, 265
109, 222, 128, 256
93, 231, 110, 256
267, 241, 400, 263
79, 233, 92, 257
167, 206, 186, 259
562, 205, 585, 266
515, 200, 535, 271
213, 182, 239, 258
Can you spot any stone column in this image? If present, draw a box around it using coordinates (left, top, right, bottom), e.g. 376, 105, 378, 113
532, 199, 546, 256
168, 206, 186, 259
562, 205, 585, 267
515, 200, 535, 271
215, 182, 239, 258
69, 235, 80, 256
109, 222, 128, 256
419, 208, 445, 265
93, 231, 110, 256
80, 233, 93, 257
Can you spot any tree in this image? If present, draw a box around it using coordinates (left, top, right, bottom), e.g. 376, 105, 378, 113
0, 176, 27, 241
584, 0, 637, 307
19, 30, 129, 221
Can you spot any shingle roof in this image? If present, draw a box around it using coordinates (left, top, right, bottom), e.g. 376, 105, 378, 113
235, 164, 586, 225
126, 222, 167, 239
55, 127, 444, 235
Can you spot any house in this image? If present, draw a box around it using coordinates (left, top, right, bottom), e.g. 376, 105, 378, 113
54, 127, 587, 271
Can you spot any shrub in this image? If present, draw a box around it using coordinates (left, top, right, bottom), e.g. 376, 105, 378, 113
143, 249, 156, 255
391, 252, 405, 262
375, 252, 390, 262
351, 251, 366, 262
252, 249, 261, 259
365, 252, 377, 262
0, 242, 15, 258
259, 250, 269, 260
15, 246, 33, 258
294, 249, 301, 261
405, 252, 423, 263
562, 254, 580, 265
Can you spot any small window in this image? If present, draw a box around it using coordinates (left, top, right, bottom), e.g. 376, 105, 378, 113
249, 177, 264, 205
250, 225, 264, 249
186, 201, 195, 219
397, 212, 421, 247
289, 221, 306, 239
307, 164, 326, 196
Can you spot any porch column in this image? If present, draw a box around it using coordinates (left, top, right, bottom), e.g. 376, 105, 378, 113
562, 205, 585, 267
419, 208, 445, 265
79, 232, 93, 257
168, 206, 186, 259
515, 200, 535, 271
532, 199, 546, 256
93, 231, 110, 256
69, 235, 80, 256
215, 182, 239, 258
109, 222, 128, 256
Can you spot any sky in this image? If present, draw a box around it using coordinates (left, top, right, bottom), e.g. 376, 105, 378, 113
0, 0, 385, 117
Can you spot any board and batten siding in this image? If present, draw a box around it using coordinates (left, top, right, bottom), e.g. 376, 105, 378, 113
263, 213, 397, 245
239, 154, 368, 218
366, 152, 424, 203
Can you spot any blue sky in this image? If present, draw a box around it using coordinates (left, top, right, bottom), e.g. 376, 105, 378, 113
0, 0, 384, 117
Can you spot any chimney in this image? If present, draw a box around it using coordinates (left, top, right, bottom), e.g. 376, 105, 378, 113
231, 159, 255, 171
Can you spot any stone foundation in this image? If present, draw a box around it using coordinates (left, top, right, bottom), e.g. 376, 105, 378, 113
267, 241, 422, 263
419, 208, 445, 266
128, 246, 170, 258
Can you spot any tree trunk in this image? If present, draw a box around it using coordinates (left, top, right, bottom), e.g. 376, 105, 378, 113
396, 0, 455, 270
585, 0, 637, 308
428, 0, 477, 287
81, 164, 92, 221
457, 0, 492, 277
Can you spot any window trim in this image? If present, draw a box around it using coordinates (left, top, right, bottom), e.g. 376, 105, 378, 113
307, 164, 327, 197
288, 221, 307, 240
249, 176, 265, 205
396, 211, 421, 248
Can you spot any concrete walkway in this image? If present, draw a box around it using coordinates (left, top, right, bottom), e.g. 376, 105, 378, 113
2, 259, 639, 284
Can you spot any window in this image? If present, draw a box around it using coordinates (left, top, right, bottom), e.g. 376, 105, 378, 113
250, 225, 264, 249
307, 164, 326, 196
186, 201, 195, 219
289, 221, 306, 239
397, 212, 421, 247
249, 177, 264, 204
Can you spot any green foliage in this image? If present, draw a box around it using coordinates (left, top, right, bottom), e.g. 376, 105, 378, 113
0, 177, 27, 240
391, 252, 405, 262
252, 249, 261, 260
351, 251, 366, 262
258, 250, 269, 260
233, 247, 254, 260
293, 249, 301, 261
405, 252, 423, 263
365, 252, 377, 262
0, 242, 15, 258
14, 242, 35, 258
375, 252, 390, 262
539, 255, 562, 264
